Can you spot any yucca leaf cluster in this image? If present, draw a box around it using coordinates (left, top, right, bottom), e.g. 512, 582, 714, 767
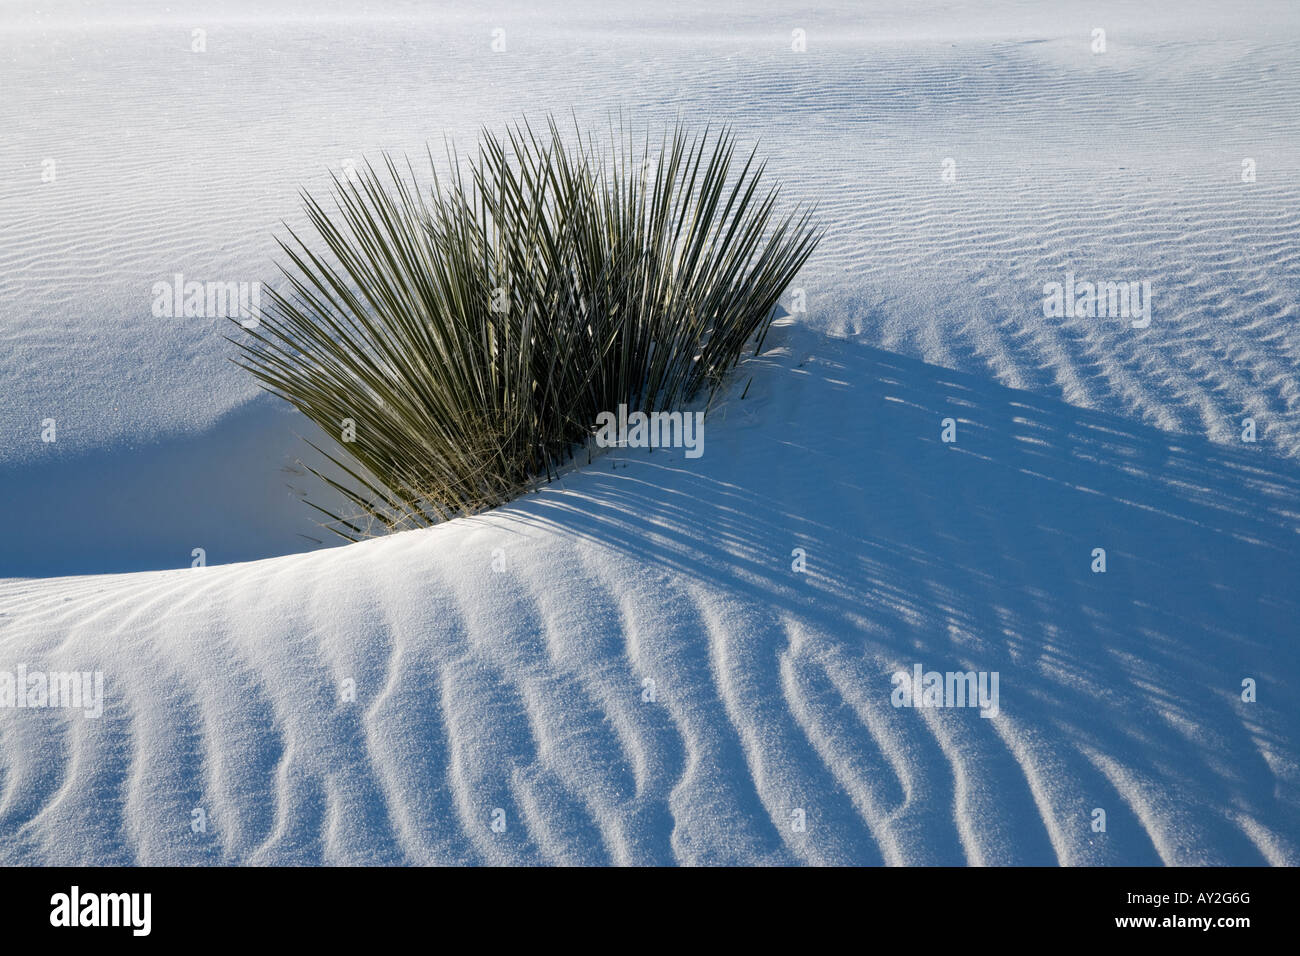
234, 117, 820, 539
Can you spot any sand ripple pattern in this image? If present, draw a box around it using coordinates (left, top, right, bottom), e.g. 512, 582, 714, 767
2, 324, 1296, 865
2, 2, 1299, 463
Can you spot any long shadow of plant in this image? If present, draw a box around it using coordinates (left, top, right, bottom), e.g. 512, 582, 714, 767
499, 325, 1300, 863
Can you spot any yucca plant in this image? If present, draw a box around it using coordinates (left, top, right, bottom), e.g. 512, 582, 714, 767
232, 116, 821, 540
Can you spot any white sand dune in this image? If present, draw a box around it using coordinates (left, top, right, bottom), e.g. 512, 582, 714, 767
2, 0, 1298, 864
4, 0, 1299, 572
2, 322, 1297, 865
